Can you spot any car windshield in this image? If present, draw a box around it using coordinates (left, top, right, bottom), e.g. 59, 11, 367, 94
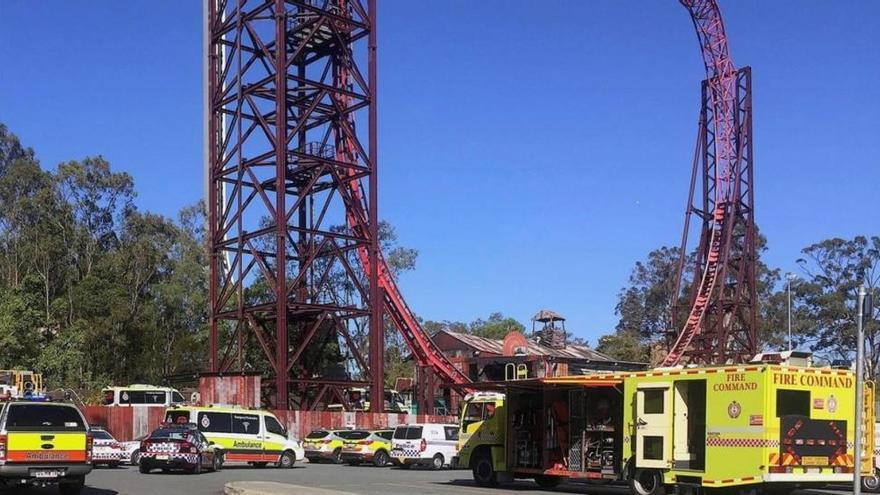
149, 428, 190, 441
346, 431, 370, 440
4, 404, 86, 431
306, 430, 329, 439
92, 430, 113, 440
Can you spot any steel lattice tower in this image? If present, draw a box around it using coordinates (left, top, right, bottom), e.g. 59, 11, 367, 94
669, 68, 758, 365
206, 0, 383, 410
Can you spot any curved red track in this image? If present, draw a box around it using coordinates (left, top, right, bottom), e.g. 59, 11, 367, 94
662, 0, 740, 367
341, 0, 741, 380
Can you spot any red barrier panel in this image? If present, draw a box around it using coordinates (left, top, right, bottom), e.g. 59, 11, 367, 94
82, 406, 455, 442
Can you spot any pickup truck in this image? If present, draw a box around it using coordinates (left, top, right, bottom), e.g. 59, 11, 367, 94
0, 400, 93, 494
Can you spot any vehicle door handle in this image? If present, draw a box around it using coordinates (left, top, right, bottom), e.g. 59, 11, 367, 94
637, 418, 648, 426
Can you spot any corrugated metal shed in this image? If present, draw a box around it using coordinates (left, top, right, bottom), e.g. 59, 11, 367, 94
438, 330, 616, 361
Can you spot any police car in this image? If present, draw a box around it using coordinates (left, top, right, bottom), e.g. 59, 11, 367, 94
390, 423, 459, 470
138, 423, 220, 474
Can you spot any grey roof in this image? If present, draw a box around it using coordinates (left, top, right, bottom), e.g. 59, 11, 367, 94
531, 309, 565, 322
439, 330, 616, 362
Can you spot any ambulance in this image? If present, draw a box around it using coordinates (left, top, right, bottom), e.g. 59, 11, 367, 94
164, 405, 304, 467
0, 400, 93, 494
457, 362, 875, 494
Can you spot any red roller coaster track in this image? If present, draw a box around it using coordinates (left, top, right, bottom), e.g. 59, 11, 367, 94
663, 0, 757, 366
207, 0, 755, 411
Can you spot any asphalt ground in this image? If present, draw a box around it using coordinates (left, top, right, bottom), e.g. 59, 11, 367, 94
1, 462, 858, 495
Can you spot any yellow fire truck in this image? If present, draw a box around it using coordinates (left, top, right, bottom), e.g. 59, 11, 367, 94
457, 363, 874, 494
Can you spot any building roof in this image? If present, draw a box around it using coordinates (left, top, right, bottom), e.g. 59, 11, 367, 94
438, 330, 617, 362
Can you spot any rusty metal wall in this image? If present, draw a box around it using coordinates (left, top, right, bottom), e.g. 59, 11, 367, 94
198, 375, 260, 408
83, 406, 456, 442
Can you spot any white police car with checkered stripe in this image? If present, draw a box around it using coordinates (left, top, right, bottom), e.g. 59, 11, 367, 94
390, 423, 459, 470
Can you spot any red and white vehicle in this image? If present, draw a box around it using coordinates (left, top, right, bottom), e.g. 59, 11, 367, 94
89, 427, 123, 468
138, 423, 220, 474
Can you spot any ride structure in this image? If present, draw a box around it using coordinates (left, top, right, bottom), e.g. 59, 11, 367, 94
664, 0, 758, 366
205, 0, 469, 411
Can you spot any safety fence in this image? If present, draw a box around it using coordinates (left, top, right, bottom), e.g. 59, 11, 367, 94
82, 406, 456, 442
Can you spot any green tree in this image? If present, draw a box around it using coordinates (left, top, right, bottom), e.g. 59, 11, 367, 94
793, 236, 880, 377
595, 330, 649, 363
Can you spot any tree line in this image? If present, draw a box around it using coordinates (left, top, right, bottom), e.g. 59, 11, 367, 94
596, 235, 880, 378
2, 121, 876, 395
0, 124, 207, 398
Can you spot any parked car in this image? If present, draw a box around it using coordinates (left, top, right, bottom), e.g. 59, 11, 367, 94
303, 430, 355, 463
138, 423, 220, 474
390, 423, 459, 470
164, 405, 302, 468
340, 429, 394, 466
120, 434, 148, 466
89, 427, 123, 468
0, 400, 93, 495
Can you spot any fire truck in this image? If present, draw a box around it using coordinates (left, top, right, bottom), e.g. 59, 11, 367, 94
456, 362, 875, 494
0, 370, 45, 400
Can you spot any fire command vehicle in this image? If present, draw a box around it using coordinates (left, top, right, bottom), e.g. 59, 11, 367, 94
456, 362, 875, 494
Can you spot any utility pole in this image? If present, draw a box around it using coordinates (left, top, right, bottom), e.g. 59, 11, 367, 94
854, 284, 867, 495
786, 273, 796, 351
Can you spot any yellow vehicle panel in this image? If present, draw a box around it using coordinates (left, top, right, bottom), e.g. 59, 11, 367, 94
6, 433, 87, 463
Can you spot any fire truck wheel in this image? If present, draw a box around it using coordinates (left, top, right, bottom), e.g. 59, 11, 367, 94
472, 454, 498, 487
629, 469, 665, 495
864, 473, 880, 492
534, 475, 564, 489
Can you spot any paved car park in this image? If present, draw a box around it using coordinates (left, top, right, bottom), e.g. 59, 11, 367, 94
0, 463, 857, 495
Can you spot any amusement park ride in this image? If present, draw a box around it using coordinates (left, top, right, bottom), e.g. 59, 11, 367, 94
205, 0, 757, 411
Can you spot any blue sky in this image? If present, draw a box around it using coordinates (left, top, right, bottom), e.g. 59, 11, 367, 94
1, 1, 878, 344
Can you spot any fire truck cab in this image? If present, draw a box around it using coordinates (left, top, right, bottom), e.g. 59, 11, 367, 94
458, 363, 875, 494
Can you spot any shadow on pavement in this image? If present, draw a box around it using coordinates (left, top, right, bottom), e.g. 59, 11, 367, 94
0, 487, 117, 495
439, 479, 629, 493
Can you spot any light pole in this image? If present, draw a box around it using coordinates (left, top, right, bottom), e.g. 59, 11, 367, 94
854, 284, 867, 495
786, 273, 797, 352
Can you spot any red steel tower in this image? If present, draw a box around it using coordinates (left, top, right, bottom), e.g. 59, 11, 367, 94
206, 0, 384, 409
665, 0, 758, 365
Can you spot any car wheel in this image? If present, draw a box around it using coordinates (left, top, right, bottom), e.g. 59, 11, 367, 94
139, 463, 151, 474
431, 454, 444, 470
472, 454, 498, 487
864, 473, 880, 493
192, 455, 203, 474
59, 476, 85, 495
331, 448, 342, 464
130, 449, 141, 466
211, 454, 221, 472
630, 469, 666, 495
215, 452, 224, 471
278, 450, 296, 468
373, 450, 389, 467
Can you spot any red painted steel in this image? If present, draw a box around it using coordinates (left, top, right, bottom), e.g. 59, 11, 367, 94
198, 375, 261, 408
206, 0, 470, 411
664, 1, 757, 366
